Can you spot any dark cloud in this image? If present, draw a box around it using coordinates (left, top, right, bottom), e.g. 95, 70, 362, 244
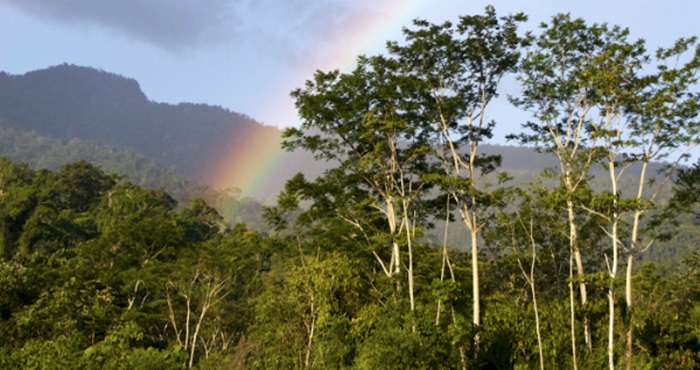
0, 0, 236, 51
0, 0, 386, 62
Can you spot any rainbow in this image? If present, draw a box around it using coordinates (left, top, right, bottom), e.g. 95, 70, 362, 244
205, 1, 427, 201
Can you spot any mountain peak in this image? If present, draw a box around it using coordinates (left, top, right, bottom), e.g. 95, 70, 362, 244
19, 63, 149, 104
0, 64, 278, 183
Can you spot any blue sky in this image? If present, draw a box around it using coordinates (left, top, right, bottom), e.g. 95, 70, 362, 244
0, 0, 698, 143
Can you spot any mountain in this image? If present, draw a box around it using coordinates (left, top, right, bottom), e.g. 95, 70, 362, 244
0, 64, 282, 182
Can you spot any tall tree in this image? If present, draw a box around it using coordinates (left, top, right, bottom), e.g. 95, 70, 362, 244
615, 36, 700, 368
513, 15, 700, 369
388, 6, 528, 361
285, 54, 434, 315
510, 14, 608, 364
575, 25, 648, 370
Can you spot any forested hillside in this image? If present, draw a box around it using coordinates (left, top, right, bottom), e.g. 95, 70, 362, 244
0, 64, 279, 181
0, 126, 208, 203
0, 124, 270, 231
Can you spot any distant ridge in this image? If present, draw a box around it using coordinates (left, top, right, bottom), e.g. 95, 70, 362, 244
0, 125, 214, 204
0, 64, 281, 182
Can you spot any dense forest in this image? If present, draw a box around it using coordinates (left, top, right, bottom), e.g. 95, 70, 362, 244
0, 125, 270, 232
2, 6, 700, 370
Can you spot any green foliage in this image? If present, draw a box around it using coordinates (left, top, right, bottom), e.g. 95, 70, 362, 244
82, 323, 187, 370
353, 309, 454, 370
631, 263, 700, 369
251, 252, 363, 369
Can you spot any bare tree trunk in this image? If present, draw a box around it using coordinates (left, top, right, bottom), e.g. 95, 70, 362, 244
625, 251, 634, 370
471, 228, 480, 360
568, 200, 591, 349
403, 200, 415, 316
165, 286, 184, 347
304, 293, 316, 369
386, 198, 401, 277
435, 217, 456, 325
608, 284, 616, 370
607, 218, 619, 370
532, 273, 544, 370
189, 298, 209, 368
436, 200, 451, 326
407, 238, 415, 312
569, 251, 579, 370
625, 159, 647, 369
165, 271, 229, 369
184, 295, 192, 351
435, 197, 466, 370
518, 215, 544, 370
518, 256, 544, 370
608, 160, 620, 370
393, 242, 400, 275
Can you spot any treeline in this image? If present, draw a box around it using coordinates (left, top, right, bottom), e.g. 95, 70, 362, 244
0, 158, 268, 368
0, 125, 208, 203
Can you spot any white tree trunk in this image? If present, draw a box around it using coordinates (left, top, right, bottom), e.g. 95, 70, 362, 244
471, 229, 480, 359
608, 159, 620, 370
567, 200, 591, 349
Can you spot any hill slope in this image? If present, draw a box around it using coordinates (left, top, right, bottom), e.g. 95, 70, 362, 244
0, 64, 281, 182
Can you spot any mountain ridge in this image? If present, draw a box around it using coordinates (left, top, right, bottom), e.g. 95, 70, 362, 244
0, 64, 280, 183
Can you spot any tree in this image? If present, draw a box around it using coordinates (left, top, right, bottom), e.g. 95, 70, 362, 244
164, 252, 231, 368
616, 35, 700, 368
385, 7, 528, 361
252, 252, 363, 369
513, 14, 700, 369
510, 14, 609, 365
574, 24, 648, 370
285, 53, 434, 316
0, 158, 34, 259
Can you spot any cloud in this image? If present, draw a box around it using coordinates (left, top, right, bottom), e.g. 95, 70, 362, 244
233, 0, 392, 68
0, 0, 235, 51
0, 0, 392, 64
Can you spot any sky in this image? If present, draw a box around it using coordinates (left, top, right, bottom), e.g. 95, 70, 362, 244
1, 0, 698, 142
